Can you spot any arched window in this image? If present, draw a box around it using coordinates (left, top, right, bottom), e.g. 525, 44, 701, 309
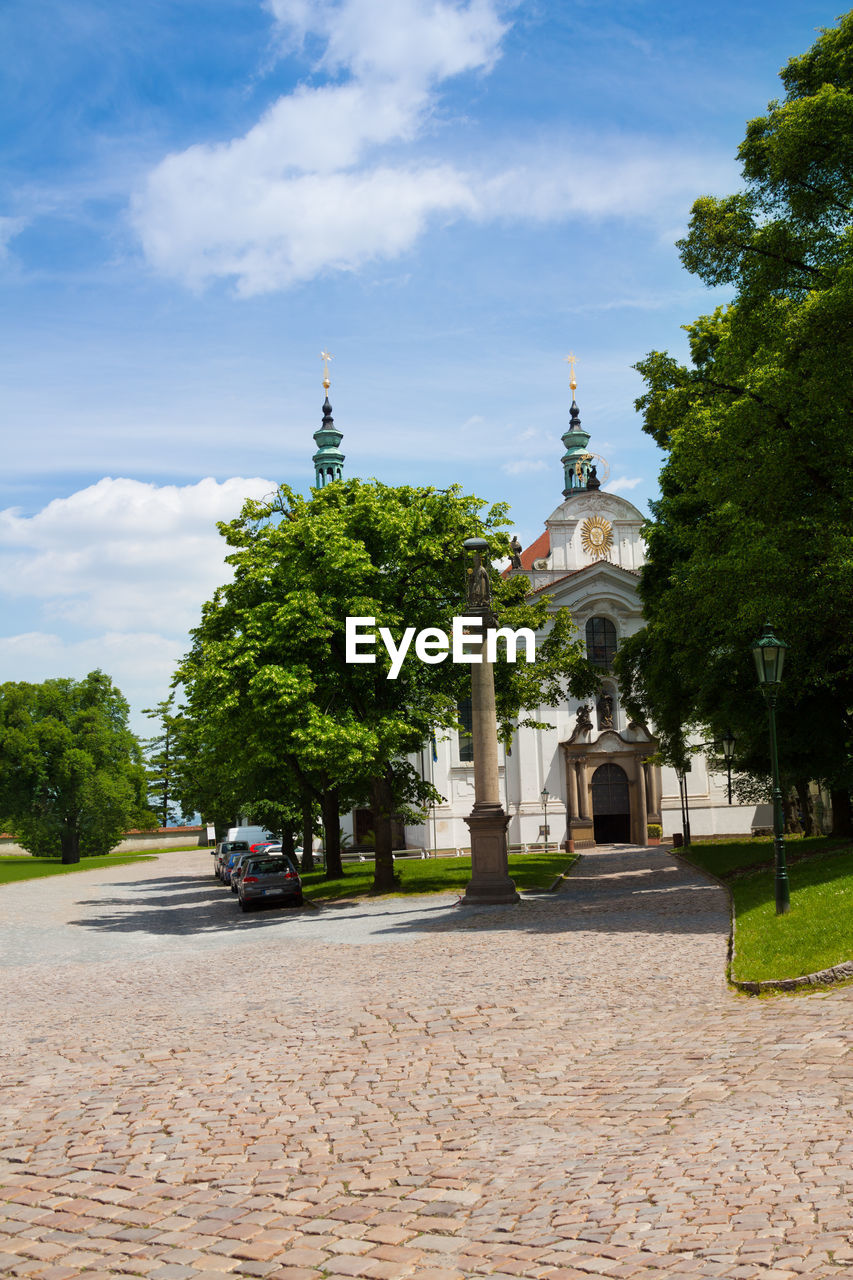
586, 616, 617, 668
457, 696, 474, 762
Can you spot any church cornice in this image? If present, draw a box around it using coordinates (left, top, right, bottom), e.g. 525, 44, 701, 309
560, 725, 657, 750
525, 560, 641, 597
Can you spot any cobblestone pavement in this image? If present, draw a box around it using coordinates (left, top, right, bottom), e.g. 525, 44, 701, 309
1, 845, 851, 1280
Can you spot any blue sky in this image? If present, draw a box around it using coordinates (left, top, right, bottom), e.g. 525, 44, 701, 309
0, 0, 840, 730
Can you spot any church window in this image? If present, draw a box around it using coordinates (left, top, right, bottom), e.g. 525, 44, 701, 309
457, 696, 474, 762
586, 616, 617, 668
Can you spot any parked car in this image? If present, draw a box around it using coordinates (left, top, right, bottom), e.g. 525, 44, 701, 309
221, 844, 253, 885
249, 840, 282, 854
229, 848, 265, 893
214, 840, 248, 880
237, 856, 303, 912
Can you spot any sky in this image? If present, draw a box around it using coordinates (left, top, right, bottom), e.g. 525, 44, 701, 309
0, 0, 841, 735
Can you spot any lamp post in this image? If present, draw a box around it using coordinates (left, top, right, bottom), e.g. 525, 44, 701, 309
676, 765, 692, 848
461, 537, 519, 905
541, 786, 550, 851
701, 728, 737, 805
722, 727, 736, 805
752, 623, 790, 915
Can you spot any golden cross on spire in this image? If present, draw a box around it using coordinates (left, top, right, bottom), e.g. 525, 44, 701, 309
320, 349, 334, 391
564, 351, 578, 397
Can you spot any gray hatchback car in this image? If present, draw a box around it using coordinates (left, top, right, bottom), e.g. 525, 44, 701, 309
237, 856, 303, 912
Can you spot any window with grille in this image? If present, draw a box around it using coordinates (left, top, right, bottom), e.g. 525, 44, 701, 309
457, 696, 474, 762
586, 616, 617, 668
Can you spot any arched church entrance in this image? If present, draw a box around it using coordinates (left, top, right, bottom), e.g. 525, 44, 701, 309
591, 762, 631, 843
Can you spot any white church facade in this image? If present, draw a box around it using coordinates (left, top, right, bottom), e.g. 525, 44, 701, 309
399, 389, 756, 853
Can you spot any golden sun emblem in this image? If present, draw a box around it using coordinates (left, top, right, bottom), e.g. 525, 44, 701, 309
581, 515, 613, 560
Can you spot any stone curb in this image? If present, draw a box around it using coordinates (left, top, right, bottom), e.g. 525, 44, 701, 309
548, 853, 583, 893
669, 847, 853, 995
733, 959, 853, 994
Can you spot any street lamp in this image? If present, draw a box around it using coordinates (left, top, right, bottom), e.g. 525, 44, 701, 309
541, 786, 550, 850
700, 728, 736, 804
676, 763, 691, 848
721, 727, 736, 805
751, 623, 790, 915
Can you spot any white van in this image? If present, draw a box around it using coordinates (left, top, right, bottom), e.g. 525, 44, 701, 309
225, 825, 274, 847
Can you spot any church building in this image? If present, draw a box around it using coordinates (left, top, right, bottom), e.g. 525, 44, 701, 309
317, 352, 757, 852
401, 369, 755, 853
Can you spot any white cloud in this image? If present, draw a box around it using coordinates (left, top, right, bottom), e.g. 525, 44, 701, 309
480, 146, 733, 224
132, 0, 736, 295
136, 159, 476, 295
0, 477, 275, 721
0, 631, 181, 722
265, 0, 507, 84
133, 0, 502, 293
608, 475, 644, 492
0, 475, 275, 630
0, 216, 27, 260
502, 458, 548, 475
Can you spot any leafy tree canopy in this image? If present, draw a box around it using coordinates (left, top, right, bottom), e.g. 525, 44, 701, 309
0, 671, 156, 862
142, 696, 188, 828
617, 14, 853, 829
177, 479, 598, 889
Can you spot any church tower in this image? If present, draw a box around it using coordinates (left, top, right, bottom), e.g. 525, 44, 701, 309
312, 349, 345, 487
561, 352, 600, 497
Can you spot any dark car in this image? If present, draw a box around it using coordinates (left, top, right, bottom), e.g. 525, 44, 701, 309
237, 856, 303, 912
215, 840, 248, 880
229, 848, 263, 893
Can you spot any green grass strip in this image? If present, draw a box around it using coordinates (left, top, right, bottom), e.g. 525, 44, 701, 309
301, 849, 576, 903
0, 853, 159, 886
679, 837, 853, 983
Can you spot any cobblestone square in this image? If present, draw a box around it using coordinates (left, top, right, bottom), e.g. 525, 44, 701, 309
1, 847, 851, 1278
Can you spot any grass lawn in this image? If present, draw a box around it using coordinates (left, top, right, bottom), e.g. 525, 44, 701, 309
301, 849, 576, 903
0, 852, 159, 886
679, 836, 853, 983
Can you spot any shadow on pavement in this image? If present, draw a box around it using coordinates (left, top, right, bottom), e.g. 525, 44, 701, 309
67, 879, 307, 936
65, 863, 728, 939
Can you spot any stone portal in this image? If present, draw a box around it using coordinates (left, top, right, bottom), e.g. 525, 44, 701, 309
562, 727, 661, 847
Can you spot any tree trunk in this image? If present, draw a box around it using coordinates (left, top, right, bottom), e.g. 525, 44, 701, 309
371, 772, 397, 893
60, 826, 80, 864
281, 826, 295, 861
301, 797, 315, 873
795, 779, 815, 837
321, 788, 343, 879
830, 788, 852, 836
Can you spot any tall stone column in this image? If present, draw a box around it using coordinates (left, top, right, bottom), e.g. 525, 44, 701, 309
635, 753, 649, 845
566, 753, 578, 819
644, 759, 661, 822
462, 539, 519, 906
576, 756, 589, 819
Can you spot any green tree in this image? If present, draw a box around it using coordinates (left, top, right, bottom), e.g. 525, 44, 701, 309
177, 479, 598, 891
0, 671, 156, 862
617, 14, 853, 831
167, 708, 240, 840
142, 696, 185, 828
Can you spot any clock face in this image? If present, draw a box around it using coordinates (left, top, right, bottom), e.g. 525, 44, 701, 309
581, 515, 613, 560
